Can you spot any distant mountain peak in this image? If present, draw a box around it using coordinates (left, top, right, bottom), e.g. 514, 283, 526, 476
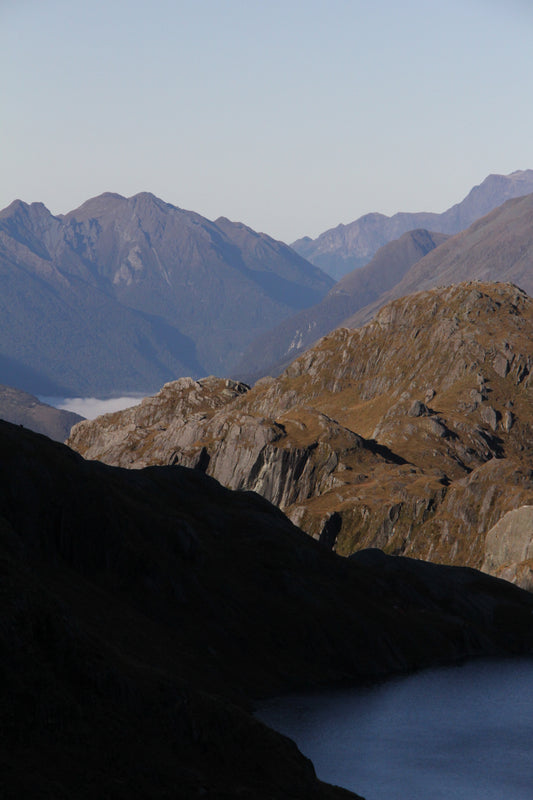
0, 198, 55, 223
63, 192, 128, 221
293, 169, 533, 280
0, 190, 333, 395
129, 191, 179, 213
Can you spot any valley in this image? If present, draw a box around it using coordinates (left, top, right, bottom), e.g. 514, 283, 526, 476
0, 193, 332, 396
237, 186, 533, 380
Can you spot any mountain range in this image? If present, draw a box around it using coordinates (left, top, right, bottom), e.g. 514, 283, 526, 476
0, 193, 332, 396
2, 170, 532, 401
237, 189, 533, 379
4, 172, 533, 797
292, 169, 533, 279
344, 189, 533, 329
236, 228, 449, 380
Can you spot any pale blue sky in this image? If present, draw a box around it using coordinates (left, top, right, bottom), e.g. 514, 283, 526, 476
2, 0, 533, 242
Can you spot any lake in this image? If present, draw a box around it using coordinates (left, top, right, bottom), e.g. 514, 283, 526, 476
256, 658, 533, 800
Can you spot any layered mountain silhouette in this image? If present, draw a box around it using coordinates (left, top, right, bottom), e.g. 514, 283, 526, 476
238, 189, 533, 379
0, 193, 332, 395
70, 282, 533, 591
292, 170, 533, 279
3, 173, 532, 398
345, 190, 533, 329
3, 418, 533, 797
236, 228, 449, 380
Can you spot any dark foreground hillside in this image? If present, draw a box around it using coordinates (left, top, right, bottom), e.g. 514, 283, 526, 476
1, 421, 533, 798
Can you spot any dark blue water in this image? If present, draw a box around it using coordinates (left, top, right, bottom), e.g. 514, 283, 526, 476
256, 658, 533, 799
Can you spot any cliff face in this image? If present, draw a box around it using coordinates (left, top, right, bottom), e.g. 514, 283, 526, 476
482, 506, 533, 590
68, 282, 533, 589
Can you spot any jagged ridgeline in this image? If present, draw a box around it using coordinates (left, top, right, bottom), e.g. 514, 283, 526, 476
237, 188, 533, 382
291, 169, 533, 279
0, 193, 332, 395
69, 281, 533, 590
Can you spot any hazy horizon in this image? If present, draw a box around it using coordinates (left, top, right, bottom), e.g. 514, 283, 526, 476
3, 0, 533, 242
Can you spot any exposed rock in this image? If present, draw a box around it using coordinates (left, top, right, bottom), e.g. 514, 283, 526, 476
470, 389, 485, 404
482, 506, 533, 590
68, 376, 251, 467
420, 417, 447, 437
68, 282, 533, 578
408, 400, 429, 417
319, 511, 343, 550
480, 405, 500, 432
502, 409, 514, 432
493, 352, 511, 378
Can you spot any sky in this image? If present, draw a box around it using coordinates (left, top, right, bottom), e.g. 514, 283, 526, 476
2, 0, 533, 243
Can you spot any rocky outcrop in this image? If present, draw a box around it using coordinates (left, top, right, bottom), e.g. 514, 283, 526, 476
482, 506, 533, 591
67, 376, 250, 464
69, 381, 378, 510
69, 282, 533, 588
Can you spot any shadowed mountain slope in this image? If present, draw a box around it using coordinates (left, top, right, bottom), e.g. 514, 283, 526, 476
240, 189, 533, 382
0, 193, 332, 395
345, 191, 533, 330
3, 419, 533, 797
70, 282, 533, 590
293, 170, 533, 279
0, 384, 83, 441
236, 228, 448, 381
